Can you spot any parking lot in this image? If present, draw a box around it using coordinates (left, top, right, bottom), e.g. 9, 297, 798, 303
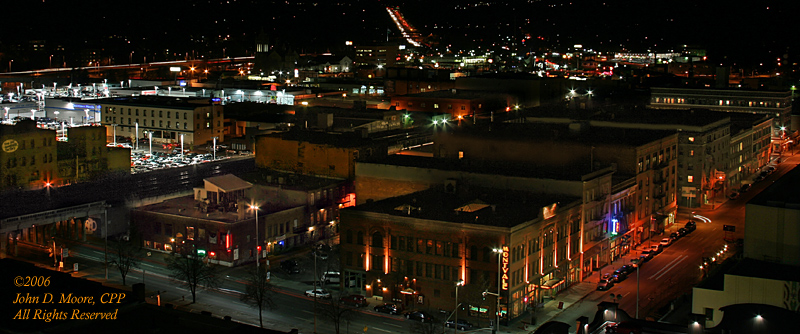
131, 151, 231, 174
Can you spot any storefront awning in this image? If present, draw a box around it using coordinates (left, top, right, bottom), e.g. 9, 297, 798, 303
400, 288, 417, 295
541, 279, 565, 289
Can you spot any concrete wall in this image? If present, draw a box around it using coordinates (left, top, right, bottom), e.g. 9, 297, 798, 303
744, 203, 800, 266
255, 136, 356, 179
693, 274, 793, 327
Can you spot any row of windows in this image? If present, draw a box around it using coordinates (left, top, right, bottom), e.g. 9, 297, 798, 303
653, 97, 786, 108
107, 107, 190, 120
12, 138, 54, 150
637, 145, 676, 173
5, 154, 54, 168
106, 117, 190, 130
397, 101, 480, 110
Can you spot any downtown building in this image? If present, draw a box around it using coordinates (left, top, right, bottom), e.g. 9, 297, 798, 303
97, 95, 225, 149
340, 184, 582, 325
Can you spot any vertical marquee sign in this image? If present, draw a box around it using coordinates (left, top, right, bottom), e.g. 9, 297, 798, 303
501, 245, 510, 290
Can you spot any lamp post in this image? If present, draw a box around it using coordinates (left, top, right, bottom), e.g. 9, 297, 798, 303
632, 258, 640, 318
492, 247, 504, 334
212, 137, 218, 160
180, 134, 184, 156
454, 279, 464, 333
135, 122, 139, 150
111, 124, 118, 145
249, 205, 260, 269
148, 132, 152, 155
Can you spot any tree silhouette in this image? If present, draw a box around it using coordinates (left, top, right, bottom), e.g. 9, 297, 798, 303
240, 268, 277, 328
316, 293, 360, 334
165, 249, 220, 303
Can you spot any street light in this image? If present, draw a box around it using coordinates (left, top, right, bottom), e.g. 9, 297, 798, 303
249, 204, 260, 269
148, 132, 153, 155
454, 279, 464, 333
212, 136, 218, 160
111, 124, 118, 145
632, 258, 640, 318
491, 247, 504, 334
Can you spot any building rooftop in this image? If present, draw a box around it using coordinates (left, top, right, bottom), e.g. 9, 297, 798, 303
402, 89, 509, 100
526, 106, 731, 128
373, 154, 601, 181
97, 96, 213, 109
261, 127, 378, 148
205, 174, 253, 192
441, 122, 676, 147
697, 257, 800, 291
136, 195, 299, 224
748, 164, 800, 208
347, 185, 580, 228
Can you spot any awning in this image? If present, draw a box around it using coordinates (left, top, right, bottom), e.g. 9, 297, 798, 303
400, 288, 417, 295
541, 279, 565, 289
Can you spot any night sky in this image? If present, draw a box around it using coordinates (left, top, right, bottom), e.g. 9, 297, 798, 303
2, 0, 797, 68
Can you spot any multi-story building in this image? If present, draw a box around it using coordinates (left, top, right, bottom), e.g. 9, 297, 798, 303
339, 185, 582, 324
649, 87, 792, 136
433, 123, 679, 243
254, 129, 387, 180
56, 125, 130, 184
354, 155, 637, 273
0, 120, 57, 190
390, 90, 513, 121
692, 167, 800, 329
98, 96, 224, 149
726, 114, 773, 194
134, 174, 306, 267
525, 108, 772, 208
354, 44, 400, 69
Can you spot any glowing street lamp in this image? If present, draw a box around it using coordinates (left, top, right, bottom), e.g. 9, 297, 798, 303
249, 204, 261, 269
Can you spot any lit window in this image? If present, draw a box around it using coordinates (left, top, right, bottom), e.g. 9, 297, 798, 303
434, 104, 439, 109
690, 150, 694, 156
687, 176, 694, 183
688, 137, 695, 142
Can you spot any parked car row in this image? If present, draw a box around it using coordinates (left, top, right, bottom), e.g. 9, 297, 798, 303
131, 151, 224, 174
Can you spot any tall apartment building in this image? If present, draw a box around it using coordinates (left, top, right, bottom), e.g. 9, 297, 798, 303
98, 96, 224, 148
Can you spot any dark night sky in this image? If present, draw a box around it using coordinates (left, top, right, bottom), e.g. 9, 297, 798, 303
2, 0, 797, 66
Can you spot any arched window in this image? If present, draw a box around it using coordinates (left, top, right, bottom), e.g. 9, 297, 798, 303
346, 230, 353, 244
470, 246, 478, 260
357, 231, 364, 245
371, 232, 383, 248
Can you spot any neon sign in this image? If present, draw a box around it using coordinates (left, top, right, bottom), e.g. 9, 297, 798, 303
501, 245, 510, 290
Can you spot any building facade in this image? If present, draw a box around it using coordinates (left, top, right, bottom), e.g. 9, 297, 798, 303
0, 120, 57, 190
98, 96, 225, 148
339, 186, 582, 325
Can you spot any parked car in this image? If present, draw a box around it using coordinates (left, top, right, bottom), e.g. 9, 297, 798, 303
619, 264, 636, 275
650, 244, 663, 254
612, 269, 628, 282
597, 279, 614, 290
669, 232, 680, 240
374, 303, 401, 315
685, 221, 697, 232
739, 184, 752, 193
728, 191, 740, 200
754, 175, 765, 182
677, 227, 689, 237
404, 310, 434, 323
305, 288, 331, 299
639, 250, 654, 262
660, 237, 673, 247
445, 319, 475, 331
339, 294, 368, 307
321, 271, 340, 284
597, 273, 615, 290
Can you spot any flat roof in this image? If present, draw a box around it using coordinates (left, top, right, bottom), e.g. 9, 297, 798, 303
748, 164, 800, 208
442, 122, 676, 147
96, 96, 212, 109
346, 185, 580, 228
371, 154, 600, 181
136, 195, 298, 224
205, 174, 252, 192
402, 89, 509, 100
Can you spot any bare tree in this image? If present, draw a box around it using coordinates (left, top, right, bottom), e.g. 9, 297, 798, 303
109, 237, 141, 285
316, 293, 359, 334
110, 226, 143, 286
166, 249, 220, 303
240, 268, 277, 328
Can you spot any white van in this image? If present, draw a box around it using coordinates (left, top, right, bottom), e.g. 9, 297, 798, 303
321, 271, 340, 284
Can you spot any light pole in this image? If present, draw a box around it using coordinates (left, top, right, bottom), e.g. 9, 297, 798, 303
135, 122, 139, 150
212, 136, 218, 160
312, 227, 318, 334
491, 247, 504, 334
111, 124, 118, 145
632, 258, 640, 318
148, 132, 152, 155
180, 134, 184, 156
249, 205, 260, 269
454, 279, 464, 333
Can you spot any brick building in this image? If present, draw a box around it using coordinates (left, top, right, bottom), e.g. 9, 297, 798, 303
339, 185, 581, 324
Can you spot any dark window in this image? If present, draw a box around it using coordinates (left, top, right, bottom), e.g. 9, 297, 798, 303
345, 230, 353, 244
470, 246, 478, 260
357, 231, 364, 245
371, 232, 383, 248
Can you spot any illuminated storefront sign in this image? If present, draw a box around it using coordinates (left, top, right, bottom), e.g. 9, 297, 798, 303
501, 245, 510, 290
